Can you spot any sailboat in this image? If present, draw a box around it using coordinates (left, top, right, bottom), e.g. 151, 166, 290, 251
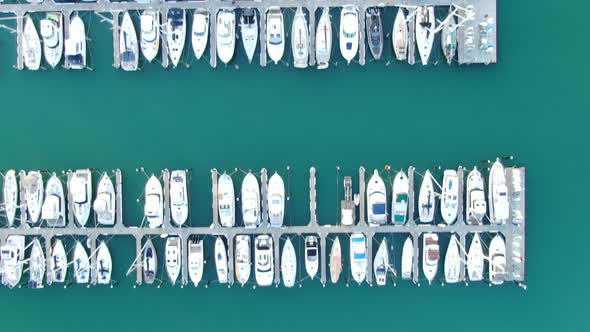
254, 235, 273, 286
489, 158, 510, 224
315, 7, 332, 70
165, 236, 181, 285
24, 171, 44, 224
489, 234, 506, 285
304, 236, 319, 279
218, 172, 235, 227
441, 7, 457, 65
418, 170, 436, 223
441, 170, 459, 225
50, 239, 67, 283
170, 170, 189, 226
422, 233, 439, 284
3, 170, 18, 226
96, 241, 112, 285
392, 7, 408, 61
241, 172, 260, 228
65, 15, 86, 70
23, 15, 41, 70
42, 173, 65, 227
467, 233, 484, 281
267, 172, 285, 227
215, 237, 228, 283
216, 9, 236, 65
70, 169, 92, 227
73, 241, 89, 284
339, 5, 359, 64
187, 238, 204, 286
366, 7, 383, 60
143, 239, 157, 285
1, 235, 25, 288
144, 175, 163, 228
291, 7, 308, 68
167, 8, 186, 68
239, 8, 258, 63
266, 7, 285, 64
235, 235, 251, 286
373, 239, 389, 286
367, 169, 387, 226
140, 10, 160, 62
444, 234, 461, 283
120, 11, 139, 71
191, 10, 209, 60
392, 170, 409, 225
415, 6, 435, 65
401, 236, 414, 280
281, 238, 297, 287
329, 237, 342, 283
466, 167, 487, 224
29, 238, 45, 289
40, 12, 63, 68
93, 173, 115, 226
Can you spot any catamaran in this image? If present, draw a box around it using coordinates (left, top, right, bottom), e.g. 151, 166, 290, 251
444, 234, 461, 283
392, 170, 409, 224
93, 173, 115, 226
329, 237, 342, 283
218, 172, 235, 227
216, 9, 236, 65
415, 6, 435, 65
266, 7, 285, 64
366, 7, 383, 60
170, 170, 188, 226
3, 170, 18, 226
339, 6, 359, 64
50, 239, 67, 283
188, 238, 204, 286
42, 173, 65, 227
255, 235, 273, 286
441, 170, 459, 224
144, 175, 163, 228
239, 8, 258, 63
65, 15, 86, 69
40, 12, 63, 68
422, 233, 439, 284
392, 7, 408, 61
140, 10, 159, 62
167, 8, 186, 68
241, 172, 260, 228
235, 235, 251, 286
315, 7, 332, 69
25, 171, 44, 224
120, 11, 139, 71
267, 172, 285, 227
304, 236, 319, 279
143, 238, 157, 285
466, 167, 487, 224
418, 170, 436, 223
70, 169, 92, 227
29, 238, 45, 289
373, 239, 389, 286
165, 236, 181, 285
281, 238, 297, 287
23, 15, 41, 70
367, 169, 387, 226
191, 10, 209, 60
291, 7, 308, 68
489, 158, 510, 224
1, 235, 25, 288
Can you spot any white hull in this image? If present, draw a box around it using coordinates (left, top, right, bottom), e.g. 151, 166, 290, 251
418, 170, 436, 223
120, 11, 139, 71
1, 235, 25, 288
218, 173, 235, 227
422, 233, 439, 284
143, 239, 157, 284
70, 169, 92, 227
255, 235, 274, 286
392, 170, 409, 224
489, 159, 510, 224
188, 239, 204, 286
304, 236, 319, 279
29, 238, 45, 289
392, 7, 408, 61
167, 8, 186, 67
441, 170, 459, 224
140, 10, 160, 62
191, 11, 209, 60
40, 13, 63, 68
267, 172, 285, 227
373, 239, 389, 286
467, 233, 484, 281
444, 234, 461, 283
489, 234, 506, 285
315, 7, 332, 69
266, 7, 285, 64
329, 237, 342, 284
241, 172, 260, 228
96, 241, 112, 285
466, 167, 487, 224
350, 233, 367, 284
23, 16, 42, 70
170, 170, 189, 226
291, 7, 308, 68
3, 170, 18, 226
281, 238, 297, 287
216, 10, 236, 64
65, 15, 86, 69
25, 171, 44, 224
42, 174, 65, 227
367, 169, 387, 226
50, 239, 67, 283
144, 175, 163, 228
441, 8, 457, 64
415, 6, 435, 65
94, 173, 116, 226
165, 237, 181, 285
401, 236, 413, 280
215, 237, 228, 283
339, 6, 359, 64
235, 235, 251, 285
239, 9, 258, 63
73, 241, 90, 284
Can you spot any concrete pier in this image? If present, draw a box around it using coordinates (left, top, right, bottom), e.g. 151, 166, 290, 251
160, 7, 169, 68
15, 12, 23, 70
112, 11, 120, 69
358, 5, 366, 66
307, 6, 316, 66
259, 7, 267, 67
209, 8, 217, 68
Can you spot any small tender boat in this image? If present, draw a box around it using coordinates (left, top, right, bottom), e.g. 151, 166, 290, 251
96, 241, 112, 285
467, 233, 484, 281
366, 7, 383, 60
415, 6, 435, 65
418, 170, 436, 223
266, 7, 285, 64
188, 238, 204, 286
489, 158, 510, 224
315, 7, 332, 69
267, 172, 285, 227
239, 8, 258, 63
70, 169, 92, 227
291, 7, 308, 68
218, 172, 235, 227
215, 237, 228, 283
350, 233, 367, 284
191, 10, 209, 60
93, 173, 115, 226
392, 170, 409, 225
489, 234, 506, 285
3, 170, 18, 226
40, 12, 63, 68
73, 241, 89, 284
24, 171, 44, 224
340, 176, 355, 226
216, 9, 236, 65
50, 239, 67, 283
42, 173, 65, 227
367, 169, 387, 226
466, 167, 487, 224
255, 235, 274, 286
241, 172, 260, 228
23, 15, 41, 70
304, 235, 319, 279
167, 8, 186, 67
339, 5, 359, 64
29, 238, 45, 289
441, 7, 457, 65
143, 239, 157, 285
441, 170, 459, 225
401, 236, 414, 280
374, 239, 389, 286
165, 236, 181, 285
329, 237, 342, 283
120, 11, 139, 71
444, 234, 461, 283
281, 238, 297, 288
392, 7, 408, 61
170, 170, 189, 226
235, 235, 251, 286
140, 10, 160, 62
422, 233, 439, 284
144, 175, 163, 228
1, 235, 25, 288
65, 15, 86, 70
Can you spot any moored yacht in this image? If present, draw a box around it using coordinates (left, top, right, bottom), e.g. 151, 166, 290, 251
329, 237, 342, 283
340, 176, 355, 226
392, 170, 409, 224
50, 239, 67, 283
215, 237, 228, 283
444, 234, 461, 283
235, 235, 251, 286
216, 9, 236, 65
165, 236, 181, 285
339, 5, 359, 64
291, 7, 308, 68
1, 235, 25, 288
489, 158, 510, 224
350, 232, 367, 284
366, 7, 383, 60
170, 170, 188, 226
267, 172, 285, 227
188, 238, 204, 286
441, 7, 457, 65
40, 12, 63, 68
29, 238, 45, 289
120, 11, 139, 71
218, 172, 235, 227
441, 170, 459, 224
304, 236, 319, 279
143, 239, 157, 285
167, 8, 186, 68
65, 15, 86, 69
191, 10, 209, 60
241, 172, 260, 228
374, 239, 389, 286
140, 10, 160, 62
239, 8, 258, 63
415, 6, 436, 65
254, 235, 273, 286
24, 171, 44, 224
23, 15, 41, 70
466, 167, 487, 224
144, 175, 163, 228
401, 236, 414, 280
367, 169, 387, 226
96, 241, 112, 285
73, 241, 90, 284
467, 233, 484, 281
392, 7, 408, 61
418, 170, 436, 223
489, 234, 506, 285
281, 238, 297, 287
315, 7, 332, 69
42, 173, 65, 227
422, 233, 439, 284
93, 173, 115, 226
3, 170, 18, 226
266, 7, 285, 64
70, 169, 92, 227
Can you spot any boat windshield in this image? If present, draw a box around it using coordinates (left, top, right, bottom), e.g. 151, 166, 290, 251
269, 33, 282, 45
372, 202, 386, 215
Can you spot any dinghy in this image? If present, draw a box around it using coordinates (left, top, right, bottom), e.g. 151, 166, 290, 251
267, 172, 285, 227
23, 15, 41, 70
170, 170, 189, 226
418, 170, 436, 223
366, 7, 383, 60
315, 7, 332, 69
165, 237, 181, 285
1, 235, 25, 288
235, 235, 251, 286
191, 10, 209, 60
489, 159, 510, 224
65, 15, 86, 69
392, 170, 409, 224
467, 233, 484, 281
367, 169, 387, 226
241, 172, 260, 228
466, 167, 487, 224
188, 238, 204, 286
415, 6, 435, 65
29, 238, 45, 289
144, 175, 163, 228
50, 239, 67, 283
329, 237, 342, 283
441, 7, 457, 65
339, 5, 359, 64
73, 241, 90, 284
392, 7, 408, 61
374, 239, 389, 286
350, 233, 367, 284
70, 169, 92, 227
215, 237, 228, 283
266, 7, 285, 64
239, 9, 258, 63
42, 174, 65, 227
167, 8, 186, 68
40, 12, 63, 68
218, 173, 235, 227
255, 235, 273, 286
93, 173, 115, 226
422, 233, 439, 284
281, 238, 297, 287
401, 236, 414, 280
489, 234, 506, 285
444, 234, 461, 283
291, 7, 309, 68
304, 235, 319, 279
24, 171, 43, 224
143, 239, 157, 285
120, 11, 139, 71
140, 10, 159, 62
96, 241, 112, 285
3, 170, 18, 226
216, 9, 236, 65
441, 170, 458, 225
